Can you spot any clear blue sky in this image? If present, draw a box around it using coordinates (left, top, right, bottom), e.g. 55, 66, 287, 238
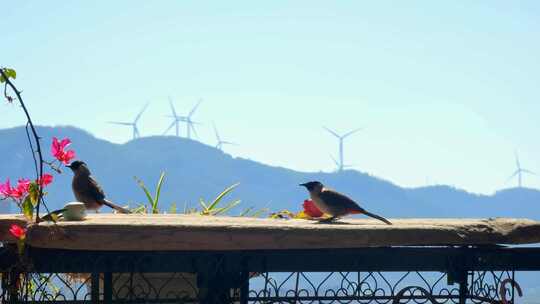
2, 1, 539, 194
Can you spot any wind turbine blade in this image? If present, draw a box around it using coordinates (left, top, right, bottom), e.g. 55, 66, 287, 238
222, 141, 237, 146
108, 121, 132, 126
330, 154, 339, 167
323, 126, 340, 138
212, 122, 221, 141
505, 171, 519, 184
189, 123, 199, 138
522, 169, 536, 175
168, 97, 177, 118
163, 121, 176, 135
189, 99, 202, 117
515, 151, 521, 169
135, 102, 150, 123
343, 128, 362, 138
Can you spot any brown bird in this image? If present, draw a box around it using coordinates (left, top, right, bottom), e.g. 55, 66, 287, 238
66, 160, 130, 214
300, 181, 391, 224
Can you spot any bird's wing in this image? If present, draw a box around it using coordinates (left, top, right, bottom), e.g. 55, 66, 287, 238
85, 176, 106, 201
319, 189, 365, 212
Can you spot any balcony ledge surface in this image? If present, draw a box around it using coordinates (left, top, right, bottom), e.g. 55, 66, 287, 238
1, 214, 539, 251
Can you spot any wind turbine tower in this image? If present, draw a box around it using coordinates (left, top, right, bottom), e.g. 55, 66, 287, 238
181, 100, 202, 139
324, 127, 362, 172
163, 97, 182, 137
108, 103, 149, 140
507, 152, 535, 188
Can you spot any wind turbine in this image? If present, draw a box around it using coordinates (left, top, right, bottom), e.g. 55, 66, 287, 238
213, 122, 236, 151
506, 152, 535, 188
324, 127, 362, 172
108, 103, 149, 140
177, 99, 202, 139
163, 97, 182, 136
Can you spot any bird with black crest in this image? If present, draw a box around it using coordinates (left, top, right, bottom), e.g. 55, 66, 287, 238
300, 181, 391, 224
66, 160, 130, 214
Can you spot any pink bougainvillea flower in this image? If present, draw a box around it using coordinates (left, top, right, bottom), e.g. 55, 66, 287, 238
17, 178, 30, 190
37, 174, 53, 187
303, 199, 324, 218
51, 137, 70, 156
51, 137, 76, 164
9, 224, 27, 240
9, 178, 30, 199
0, 178, 12, 197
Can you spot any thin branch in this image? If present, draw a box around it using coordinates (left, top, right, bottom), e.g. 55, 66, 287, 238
43, 160, 62, 174
1, 68, 47, 222
24, 122, 39, 178
24, 122, 52, 215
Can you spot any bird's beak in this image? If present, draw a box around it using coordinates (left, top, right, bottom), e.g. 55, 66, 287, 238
66, 164, 73, 169
299, 183, 307, 187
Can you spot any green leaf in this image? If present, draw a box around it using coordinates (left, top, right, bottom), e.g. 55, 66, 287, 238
134, 176, 154, 205
152, 172, 166, 214
208, 183, 239, 211
212, 200, 241, 215
250, 208, 269, 218
5, 68, 16, 79
28, 182, 40, 206
0, 75, 4, 83
239, 206, 254, 217
198, 198, 208, 210
50, 213, 59, 222
22, 197, 34, 220
130, 204, 147, 214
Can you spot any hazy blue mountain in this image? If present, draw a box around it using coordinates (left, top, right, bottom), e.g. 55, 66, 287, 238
1, 125, 539, 221
1, 126, 539, 299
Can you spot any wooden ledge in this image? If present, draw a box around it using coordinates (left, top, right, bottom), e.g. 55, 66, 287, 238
1, 214, 540, 251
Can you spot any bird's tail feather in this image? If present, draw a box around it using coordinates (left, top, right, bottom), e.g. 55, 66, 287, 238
363, 211, 392, 225
102, 199, 131, 214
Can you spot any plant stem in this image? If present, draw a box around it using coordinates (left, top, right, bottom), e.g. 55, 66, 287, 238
0, 68, 45, 222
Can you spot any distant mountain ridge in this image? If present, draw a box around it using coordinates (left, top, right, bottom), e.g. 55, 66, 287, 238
2, 125, 540, 299
1, 126, 539, 220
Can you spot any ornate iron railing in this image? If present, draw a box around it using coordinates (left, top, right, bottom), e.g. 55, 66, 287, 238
249, 270, 518, 303
1, 246, 538, 303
